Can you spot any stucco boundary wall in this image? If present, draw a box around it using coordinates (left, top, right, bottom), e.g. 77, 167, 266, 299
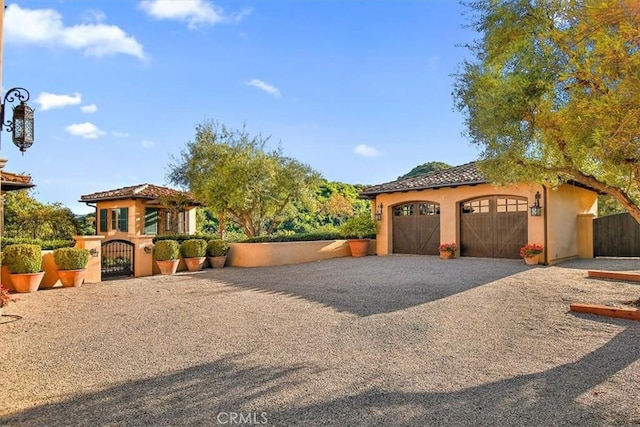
227, 240, 377, 268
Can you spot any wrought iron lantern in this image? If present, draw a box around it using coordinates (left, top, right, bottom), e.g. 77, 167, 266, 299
375, 202, 383, 221
530, 191, 542, 217
1, 87, 34, 154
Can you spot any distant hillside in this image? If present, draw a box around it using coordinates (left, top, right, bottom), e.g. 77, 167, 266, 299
398, 161, 451, 179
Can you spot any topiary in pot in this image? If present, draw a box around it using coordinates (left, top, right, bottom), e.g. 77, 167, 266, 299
207, 239, 230, 268
340, 214, 378, 257
180, 238, 207, 271
154, 240, 180, 275
53, 247, 90, 270
154, 240, 180, 261
53, 247, 90, 287
4, 244, 44, 292
180, 239, 207, 258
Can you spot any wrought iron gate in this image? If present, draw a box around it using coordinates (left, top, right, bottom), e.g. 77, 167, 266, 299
101, 239, 134, 278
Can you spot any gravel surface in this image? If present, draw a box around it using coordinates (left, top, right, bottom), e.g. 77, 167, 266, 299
1, 255, 640, 426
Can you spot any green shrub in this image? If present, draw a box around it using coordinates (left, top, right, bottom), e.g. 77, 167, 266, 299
153, 234, 218, 244
241, 232, 344, 243
53, 247, 90, 270
340, 214, 378, 239
154, 240, 179, 261
4, 244, 42, 274
1, 238, 74, 250
206, 239, 230, 257
180, 239, 207, 258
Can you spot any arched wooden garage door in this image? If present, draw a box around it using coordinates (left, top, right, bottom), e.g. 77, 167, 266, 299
392, 202, 440, 255
460, 196, 528, 259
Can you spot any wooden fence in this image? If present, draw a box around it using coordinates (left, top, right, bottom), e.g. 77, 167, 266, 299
593, 212, 640, 257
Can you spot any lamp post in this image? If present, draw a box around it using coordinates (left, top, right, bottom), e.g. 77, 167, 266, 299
0, 87, 34, 154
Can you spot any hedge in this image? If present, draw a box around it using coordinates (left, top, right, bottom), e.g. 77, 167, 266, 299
1, 238, 75, 250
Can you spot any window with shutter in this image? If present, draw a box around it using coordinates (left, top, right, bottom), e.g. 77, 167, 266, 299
99, 209, 107, 233
145, 208, 158, 235
119, 207, 129, 232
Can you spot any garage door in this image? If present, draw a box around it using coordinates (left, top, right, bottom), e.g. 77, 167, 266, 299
393, 202, 440, 255
460, 196, 528, 258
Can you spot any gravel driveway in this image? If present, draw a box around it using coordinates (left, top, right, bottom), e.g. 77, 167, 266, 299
1, 255, 640, 426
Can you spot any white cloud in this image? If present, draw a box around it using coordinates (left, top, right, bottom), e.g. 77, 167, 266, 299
36, 92, 82, 111
81, 104, 98, 113
66, 122, 105, 139
354, 144, 381, 157
141, 139, 155, 148
244, 79, 281, 98
5, 4, 145, 60
112, 131, 130, 138
139, 0, 251, 29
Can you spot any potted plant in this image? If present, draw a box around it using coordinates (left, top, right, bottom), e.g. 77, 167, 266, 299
0, 284, 17, 317
53, 247, 90, 287
438, 242, 457, 259
340, 214, 378, 257
3, 243, 44, 293
154, 239, 180, 275
520, 243, 543, 265
207, 239, 230, 268
180, 238, 208, 271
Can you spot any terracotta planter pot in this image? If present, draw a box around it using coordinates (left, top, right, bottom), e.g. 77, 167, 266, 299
524, 255, 539, 265
57, 268, 87, 287
184, 257, 206, 272
10, 271, 44, 293
208, 256, 227, 268
439, 251, 454, 259
156, 259, 179, 275
347, 239, 370, 258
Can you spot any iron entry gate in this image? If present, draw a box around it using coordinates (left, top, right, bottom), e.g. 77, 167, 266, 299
101, 239, 134, 278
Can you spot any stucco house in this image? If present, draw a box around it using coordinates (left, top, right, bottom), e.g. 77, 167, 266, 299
80, 184, 200, 240
361, 162, 598, 264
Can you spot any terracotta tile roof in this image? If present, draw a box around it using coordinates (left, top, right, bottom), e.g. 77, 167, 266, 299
1, 171, 34, 191
361, 162, 487, 197
79, 183, 199, 204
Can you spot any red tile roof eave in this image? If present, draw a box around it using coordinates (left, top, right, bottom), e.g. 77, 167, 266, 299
79, 195, 200, 205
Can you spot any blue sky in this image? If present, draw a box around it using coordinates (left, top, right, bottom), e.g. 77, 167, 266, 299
2, 0, 480, 214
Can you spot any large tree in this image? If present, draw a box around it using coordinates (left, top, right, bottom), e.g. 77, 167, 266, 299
454, 0, 640, 222
168, 121, 321, 237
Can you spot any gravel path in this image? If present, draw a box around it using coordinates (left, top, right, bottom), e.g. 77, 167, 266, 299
1, 256, 640, 426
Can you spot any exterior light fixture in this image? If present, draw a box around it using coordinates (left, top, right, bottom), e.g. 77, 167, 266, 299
375, 203, 383, 221
530, 191, 542, 217
1, 87, 34, 155
89, 248, 100, 257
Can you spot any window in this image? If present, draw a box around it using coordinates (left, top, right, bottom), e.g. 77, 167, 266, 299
110, 207, 129, 232
496, 198, 528, 213
393, 204, 414, 216
164, 209, 189, 233
419, 203, 440, 215
461, 199, 490, 214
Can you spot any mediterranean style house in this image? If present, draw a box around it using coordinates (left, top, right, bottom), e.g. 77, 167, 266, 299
361, 162, 598, 264
79, 183, 200, 240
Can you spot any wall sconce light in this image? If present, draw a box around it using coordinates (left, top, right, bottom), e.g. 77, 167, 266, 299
89, 248, 99, 257
530, 191, 542, 216
144, 245, 153, 254
1, 87, 35, 155
375, 203, 383, 221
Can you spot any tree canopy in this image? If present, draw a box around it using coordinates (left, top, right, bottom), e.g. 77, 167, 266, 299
168, 121, 321, 237
454, 0, 640, 221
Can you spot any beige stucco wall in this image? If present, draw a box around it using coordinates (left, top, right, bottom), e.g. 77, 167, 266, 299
545, 185, 597, 263
374, 182, 545, 258
228, 240, 376, 267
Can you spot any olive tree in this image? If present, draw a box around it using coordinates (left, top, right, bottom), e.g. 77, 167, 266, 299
454, 0, 640, 222
168, 121, 321, 237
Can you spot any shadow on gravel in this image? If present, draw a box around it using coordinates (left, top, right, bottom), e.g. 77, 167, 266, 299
556, 257, 640, 272
3, 323, 638, 426
191, 256, 533, 317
